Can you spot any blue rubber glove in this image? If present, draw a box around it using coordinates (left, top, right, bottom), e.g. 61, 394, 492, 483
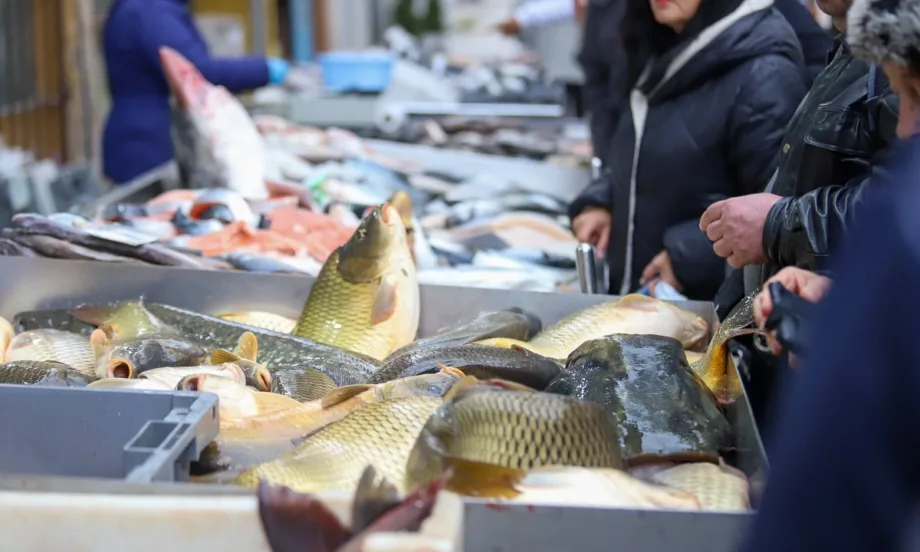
266, 58, 291, 85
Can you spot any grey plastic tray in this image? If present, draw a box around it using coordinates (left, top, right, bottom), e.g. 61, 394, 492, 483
0, 385, 218, 483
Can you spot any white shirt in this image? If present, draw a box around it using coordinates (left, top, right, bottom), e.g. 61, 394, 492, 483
514, 0, 576, 29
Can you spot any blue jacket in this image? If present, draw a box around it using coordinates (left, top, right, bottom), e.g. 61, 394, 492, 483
102, 0, 270, 184
740, 136, 920, 552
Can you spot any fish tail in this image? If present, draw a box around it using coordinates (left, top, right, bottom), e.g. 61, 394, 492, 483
443, 457, 524, 499
159, 47, 210, 111
352, 466, 401, 532
0, 316, 12, 361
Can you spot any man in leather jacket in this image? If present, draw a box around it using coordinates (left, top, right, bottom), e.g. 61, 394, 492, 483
700, 0, 899, 318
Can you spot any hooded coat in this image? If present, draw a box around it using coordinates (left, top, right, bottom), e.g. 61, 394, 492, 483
102, 0, 270, 184
568, 0, 808, 300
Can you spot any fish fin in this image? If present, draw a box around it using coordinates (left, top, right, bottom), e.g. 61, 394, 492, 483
444, 457, 524, 499
89, 328, 110, 358
614, 294, 659, 310
257, 481, 351, 552
475, 337, 532, 351
436, 364, 465, 377
443, 375, 480, 402
351, 466, 402, 533
0, 316, 12, 361
252, 391, 304, 415
370, 277, 398, 326
69, 305, 119, 326
483, 379, 536, 392
320, 384, 375, 409
235, 331, 259, 361
209, 348, 241, 364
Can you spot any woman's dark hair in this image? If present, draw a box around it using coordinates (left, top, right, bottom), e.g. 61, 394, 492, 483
619, 0, 745, 95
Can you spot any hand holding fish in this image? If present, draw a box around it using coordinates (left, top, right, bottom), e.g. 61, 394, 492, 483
700, 193, 781, 269
572, 207, 611, 257
640, 250, 682, 294
497, 17, 522, 35
753, 267, 831, 363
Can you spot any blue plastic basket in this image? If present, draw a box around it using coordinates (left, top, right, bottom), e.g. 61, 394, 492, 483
318, 51, 396, 93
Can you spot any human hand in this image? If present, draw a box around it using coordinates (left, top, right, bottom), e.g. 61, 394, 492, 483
753, 267, 832, 363
700, 193, 781, 269
641, 250, 683, 292
575, 0, 589, 21
498, 17, 521, 35
266, 58, 291, 86
572, 207, 611, 256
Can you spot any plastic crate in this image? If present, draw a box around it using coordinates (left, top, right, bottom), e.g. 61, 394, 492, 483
318, 51, 395, 93
0, 385, 219, 483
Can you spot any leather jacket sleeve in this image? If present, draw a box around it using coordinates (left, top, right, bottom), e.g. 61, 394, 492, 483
762, 89, 899, 270
568, 172, 612, 220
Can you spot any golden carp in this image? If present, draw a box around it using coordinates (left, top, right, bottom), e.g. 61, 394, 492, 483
234, 396, 443, 493
178, 374, 302, 421
87, 378, 173, 391
293, 203, 419, 361
0, 360, 92, 387
70, 300, 178, 342
405, 377, 623, 494
649, 462, 750, 512
3, 328, 96, 378
476, 294, 708, 359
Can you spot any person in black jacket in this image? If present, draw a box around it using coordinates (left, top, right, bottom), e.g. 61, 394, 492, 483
578, 0, 628, 164
701, 0, 899, 313
568, 0, 808, 300
773, 0, 835, 85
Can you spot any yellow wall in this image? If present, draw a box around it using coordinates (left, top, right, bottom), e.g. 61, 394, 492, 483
191, 0, 282, 56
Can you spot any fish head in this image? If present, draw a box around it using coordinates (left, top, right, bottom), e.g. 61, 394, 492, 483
234, 358, 273, 392
159, 47, 212, 112
337, 203, 409, 283
104, 338, 209, 379
380, 369, 463, 399
178, 373, 259, 419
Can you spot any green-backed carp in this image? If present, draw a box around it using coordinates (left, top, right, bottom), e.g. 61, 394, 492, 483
293, 203, 419, 361
546, 334, 730, 466
0, 360, 92, 387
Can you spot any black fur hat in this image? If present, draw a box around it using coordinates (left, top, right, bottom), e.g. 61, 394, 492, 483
848, 0, 920, 67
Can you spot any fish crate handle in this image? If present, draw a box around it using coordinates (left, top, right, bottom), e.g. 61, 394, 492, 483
763, 282, 816, 358
576, 243, 601, 294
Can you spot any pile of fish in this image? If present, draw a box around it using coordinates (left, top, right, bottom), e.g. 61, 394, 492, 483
0, 202, 758, 515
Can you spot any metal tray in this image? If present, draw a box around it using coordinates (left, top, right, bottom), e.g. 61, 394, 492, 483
0, 257, 764, 551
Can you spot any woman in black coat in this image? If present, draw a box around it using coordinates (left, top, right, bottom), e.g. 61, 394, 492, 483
569, 0, 808, 300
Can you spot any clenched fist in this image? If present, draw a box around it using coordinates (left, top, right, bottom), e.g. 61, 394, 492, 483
572, 207, 611, 256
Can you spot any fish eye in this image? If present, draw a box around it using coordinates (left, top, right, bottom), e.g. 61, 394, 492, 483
356, 228, 367, 240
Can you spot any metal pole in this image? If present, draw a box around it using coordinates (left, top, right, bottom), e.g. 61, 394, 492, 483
289, 0, 313, 63
576, 243, 599, 294
249, 0, 266, 55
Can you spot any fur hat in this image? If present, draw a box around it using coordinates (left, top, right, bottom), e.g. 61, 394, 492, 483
848, 0, 920, 67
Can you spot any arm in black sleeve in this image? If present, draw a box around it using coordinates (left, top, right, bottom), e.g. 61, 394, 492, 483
663, 219, 726, 299
568, 172, 612, 220
728, 54, 809, 195
762, 86, 899, 270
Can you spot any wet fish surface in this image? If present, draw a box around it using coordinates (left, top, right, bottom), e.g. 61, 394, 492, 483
546, 334, 730, 465
405, 378, 623, 493
385, 307, 542, 359
0, 360, 91, 387
369, 344, 561, 389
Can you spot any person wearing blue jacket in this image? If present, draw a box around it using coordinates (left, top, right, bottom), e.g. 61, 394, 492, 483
102, 0, 292, 185
740, 0, 920, 546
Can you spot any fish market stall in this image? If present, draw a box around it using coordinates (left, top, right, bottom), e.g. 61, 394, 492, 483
0, 49, 590, 294
0, 253, 765, 552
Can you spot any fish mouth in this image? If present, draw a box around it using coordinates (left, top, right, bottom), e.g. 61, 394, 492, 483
106, 358, 136, 379
179, 374, 206, 392
380, 203, 399, 226
257, 369, 272, 392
